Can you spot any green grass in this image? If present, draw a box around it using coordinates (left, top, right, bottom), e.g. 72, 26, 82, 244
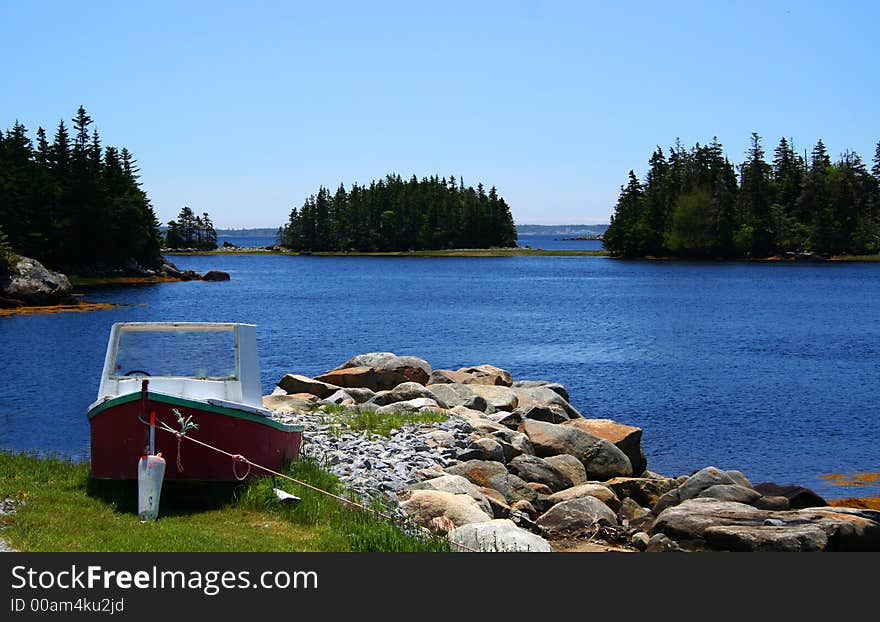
0, 451, 449, 552
312, 404, 448, 437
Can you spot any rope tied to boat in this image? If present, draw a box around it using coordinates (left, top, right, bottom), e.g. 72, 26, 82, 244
146, 412, 479, 552
170, 408, 199, 473
231, 454, 251, 481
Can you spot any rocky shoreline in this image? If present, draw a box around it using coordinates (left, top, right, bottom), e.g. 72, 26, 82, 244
264, 352, 880, 552
0, 255, 230, 310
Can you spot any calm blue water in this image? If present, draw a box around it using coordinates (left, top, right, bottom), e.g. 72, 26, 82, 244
1, 254, 878, 499
217, 234, 604, 251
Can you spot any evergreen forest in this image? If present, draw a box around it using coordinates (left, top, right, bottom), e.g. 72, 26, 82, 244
603, 135, 880, 258
278, 174, 517, 252
0, 107, 163, 273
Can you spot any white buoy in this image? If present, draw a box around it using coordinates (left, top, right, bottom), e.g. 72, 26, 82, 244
138, 453, 166, 522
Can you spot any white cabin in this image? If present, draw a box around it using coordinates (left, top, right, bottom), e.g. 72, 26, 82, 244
91, 322, 269, 414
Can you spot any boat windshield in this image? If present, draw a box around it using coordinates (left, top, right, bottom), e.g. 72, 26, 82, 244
110, 325, 237, 380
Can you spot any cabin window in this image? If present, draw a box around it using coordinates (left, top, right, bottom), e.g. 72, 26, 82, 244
111, 326, 237, 380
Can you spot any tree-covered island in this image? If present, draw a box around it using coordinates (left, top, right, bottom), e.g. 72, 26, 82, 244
278, 174, 518, 252
604, 135, 880, 258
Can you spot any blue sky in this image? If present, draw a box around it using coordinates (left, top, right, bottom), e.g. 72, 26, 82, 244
2, 1, 878, 227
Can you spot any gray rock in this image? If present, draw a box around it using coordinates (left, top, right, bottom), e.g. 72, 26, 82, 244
378, 355, 433, 388
456, 364, 514, 387
409, 474, 493, 517
512, 380, 570, 402
445, 460, 538, 507
650, 498, 880, 552
546, 483, 621, 513
1, 256, 73, 305
428, 383, 488, 412
653, 466, 754, 514
564, 418, 647, 476
519, 419, 633, 480
468, 385, 519, 412
507, 454, 573, 492
536, 496, 618, 536
543, 454, 588, 486
456, 438, 506, 463
448, 519, 553, 552
400, 490, 493, 529
512, 386, 583, 419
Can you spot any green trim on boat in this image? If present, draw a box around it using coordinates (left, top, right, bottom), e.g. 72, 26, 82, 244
87, 391, 305, 433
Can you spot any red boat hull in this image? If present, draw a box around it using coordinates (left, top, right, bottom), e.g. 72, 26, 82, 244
88, 392, 303, 481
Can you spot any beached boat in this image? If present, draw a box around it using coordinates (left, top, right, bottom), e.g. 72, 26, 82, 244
88, 322, 303, 481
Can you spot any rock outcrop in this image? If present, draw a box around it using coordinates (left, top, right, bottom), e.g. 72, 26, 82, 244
0, 256, 74, 306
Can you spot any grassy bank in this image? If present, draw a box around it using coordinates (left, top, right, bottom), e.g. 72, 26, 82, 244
0, 451, 448, 552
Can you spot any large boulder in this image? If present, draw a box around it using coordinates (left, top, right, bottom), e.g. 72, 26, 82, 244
456, 365, 513, 387
752, 483, 827, 509
468, 385, 519, 412
519, 419, 633, 480
400, 490, 492, 529
277, 374, 341, 399
376, 355, 432, 388
564, 418, 647, 476
536, 496, 618, 537
507, 455, 573, 492
650, 498, 880, 552
448, 519, 553, 552
427, 383, 488, 412
320, 353, 432, 390
512, 380, 570, 402
653, 466, 755, 514
408, 474, 494, 517
456, 438, 506, 463
1, 256, 73, 305
546, 483, 621, 513
445, 460, 538, 506
511, 386, 583, 419
543, 454, 588, 486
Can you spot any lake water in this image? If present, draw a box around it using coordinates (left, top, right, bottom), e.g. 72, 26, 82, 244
1, 247, 878, 499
